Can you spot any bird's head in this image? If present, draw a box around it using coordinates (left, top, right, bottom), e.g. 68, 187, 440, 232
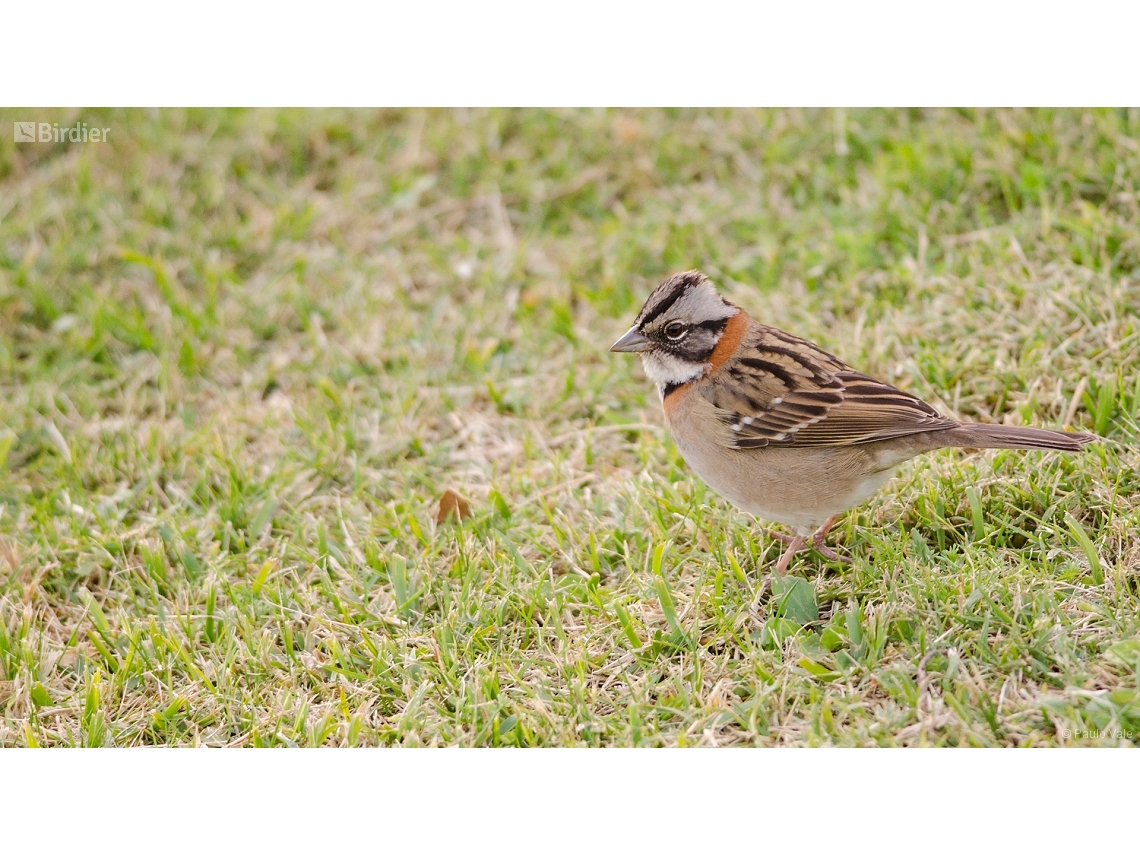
610, 270, 739, 393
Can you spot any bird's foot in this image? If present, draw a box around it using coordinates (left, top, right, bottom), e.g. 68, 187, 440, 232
811, 515, 852, 564
767, 517, 851, 571
811, 535, 853, 564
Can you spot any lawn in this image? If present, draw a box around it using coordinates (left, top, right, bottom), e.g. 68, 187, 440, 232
1, 108, 1138, 746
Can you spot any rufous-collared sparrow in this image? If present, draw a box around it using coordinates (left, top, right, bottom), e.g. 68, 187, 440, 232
611, 271, 1095, 572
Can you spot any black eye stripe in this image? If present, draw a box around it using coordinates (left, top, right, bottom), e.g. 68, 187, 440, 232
694, 318, 729, 333
653, 316, 726, 339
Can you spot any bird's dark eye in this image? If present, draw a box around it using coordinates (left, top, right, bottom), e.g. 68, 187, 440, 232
664, 321, 686, 340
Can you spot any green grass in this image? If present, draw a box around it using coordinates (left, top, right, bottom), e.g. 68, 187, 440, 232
1, 108, 1138, 746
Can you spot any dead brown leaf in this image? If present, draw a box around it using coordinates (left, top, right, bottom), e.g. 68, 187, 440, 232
434, 488, 473, 525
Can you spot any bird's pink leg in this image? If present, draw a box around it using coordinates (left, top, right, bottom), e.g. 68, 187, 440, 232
811, 514, 851, 564
774, 535, 807, 574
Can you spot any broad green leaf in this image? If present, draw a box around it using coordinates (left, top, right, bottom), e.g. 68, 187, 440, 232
772, 575, 818, 626
760, 616, 800, 649
820, 627, 846, 652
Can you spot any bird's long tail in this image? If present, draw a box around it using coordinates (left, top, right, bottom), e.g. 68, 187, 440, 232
939, 424, 1095, 452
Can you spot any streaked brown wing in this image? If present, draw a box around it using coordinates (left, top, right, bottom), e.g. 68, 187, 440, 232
701, 326, 958, 449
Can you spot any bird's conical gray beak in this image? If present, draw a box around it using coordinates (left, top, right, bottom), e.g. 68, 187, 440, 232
610, 327, 652, 353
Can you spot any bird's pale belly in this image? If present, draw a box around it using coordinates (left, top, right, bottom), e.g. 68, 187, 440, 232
668, 423, 898, 534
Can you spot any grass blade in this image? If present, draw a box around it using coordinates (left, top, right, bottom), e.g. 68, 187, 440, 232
1066, 514, 1103, 585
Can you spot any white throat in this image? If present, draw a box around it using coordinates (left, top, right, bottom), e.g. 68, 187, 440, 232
640, 351, 704, 395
